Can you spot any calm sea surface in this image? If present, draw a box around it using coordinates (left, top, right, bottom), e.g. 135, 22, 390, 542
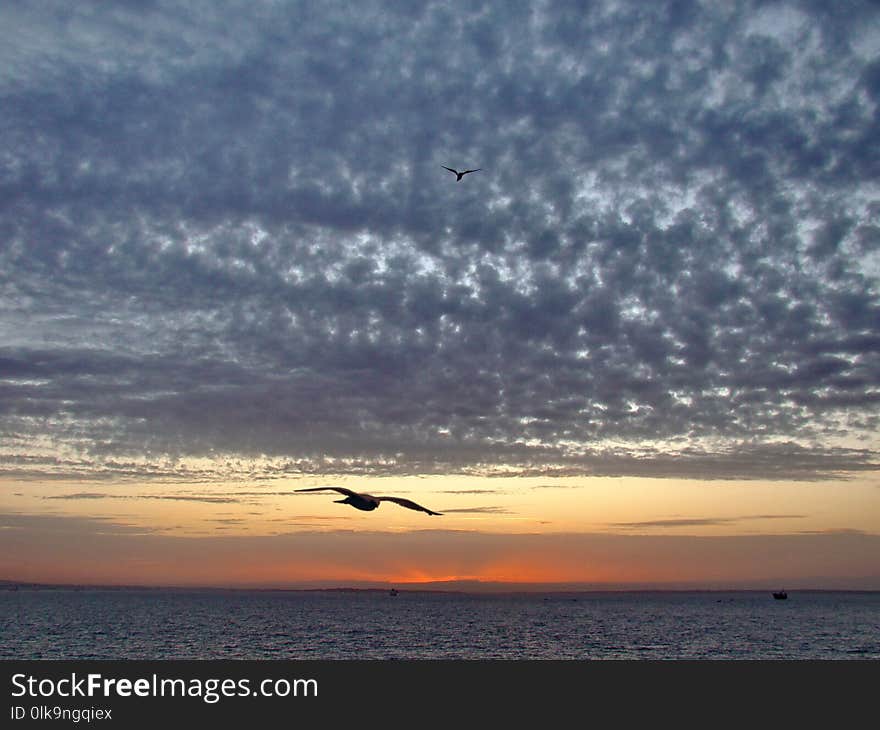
2, 589, 878, 660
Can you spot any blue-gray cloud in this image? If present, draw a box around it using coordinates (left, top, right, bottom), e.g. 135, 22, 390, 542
1, 0, 879, 481
437, 506, 513, 514
609, 514, 807, 529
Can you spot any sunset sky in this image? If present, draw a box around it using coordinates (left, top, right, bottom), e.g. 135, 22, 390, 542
2, 0, 879, 589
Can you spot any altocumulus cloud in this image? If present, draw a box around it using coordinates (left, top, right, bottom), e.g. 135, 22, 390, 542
1, 0, 879, 482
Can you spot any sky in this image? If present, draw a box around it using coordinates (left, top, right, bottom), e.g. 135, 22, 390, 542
1, 0, 879, 589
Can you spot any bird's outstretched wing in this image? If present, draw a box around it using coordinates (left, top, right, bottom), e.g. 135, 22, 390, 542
295, 486, 358, 497
377, 496, 443, 516
462, 168, 481, 175
442, 166, 459, 175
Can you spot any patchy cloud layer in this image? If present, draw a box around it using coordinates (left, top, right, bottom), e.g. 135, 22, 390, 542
2, 0, 879, 481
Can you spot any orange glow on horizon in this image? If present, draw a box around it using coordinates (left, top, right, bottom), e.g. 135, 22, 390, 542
13, 531, 877, 590
3, 473, 880, 590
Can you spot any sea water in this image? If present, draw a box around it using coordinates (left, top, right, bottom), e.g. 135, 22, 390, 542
2, 589, 878, 660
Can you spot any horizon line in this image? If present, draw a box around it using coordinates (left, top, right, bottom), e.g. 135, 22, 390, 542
4, 577, 879, 593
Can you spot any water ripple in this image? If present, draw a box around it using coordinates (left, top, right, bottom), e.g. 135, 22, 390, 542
1, 589, 878, 660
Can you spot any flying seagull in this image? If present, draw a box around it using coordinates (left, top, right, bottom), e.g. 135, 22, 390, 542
442, 166, 481, 181
295, 487, 443, 515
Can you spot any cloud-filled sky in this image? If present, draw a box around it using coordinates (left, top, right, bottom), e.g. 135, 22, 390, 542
1, 1, 879, 587
2, 0, 880, 481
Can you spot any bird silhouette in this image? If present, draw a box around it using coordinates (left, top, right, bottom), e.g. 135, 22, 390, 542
442, 166, 481, 181
295, 487, 443, 515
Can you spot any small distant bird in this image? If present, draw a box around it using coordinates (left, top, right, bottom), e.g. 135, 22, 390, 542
295, 487, 443, 515
442, 166, 481, 181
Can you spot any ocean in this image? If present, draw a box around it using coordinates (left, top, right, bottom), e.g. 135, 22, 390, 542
2, 588, 878, 660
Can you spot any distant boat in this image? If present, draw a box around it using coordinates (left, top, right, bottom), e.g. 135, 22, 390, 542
389, 588, 399, 597
772, 590, 788, 600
